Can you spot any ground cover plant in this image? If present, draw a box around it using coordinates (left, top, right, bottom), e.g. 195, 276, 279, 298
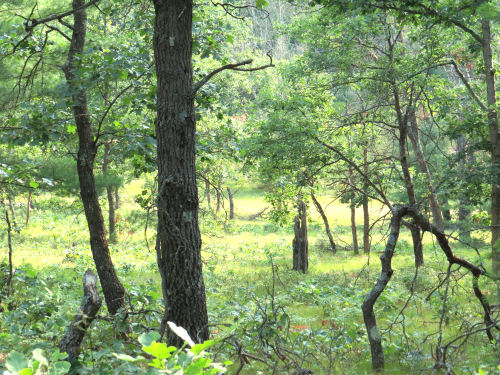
0, 183, 498, 374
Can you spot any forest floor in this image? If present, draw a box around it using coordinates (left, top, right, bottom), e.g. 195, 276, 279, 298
0, 178, 498, 374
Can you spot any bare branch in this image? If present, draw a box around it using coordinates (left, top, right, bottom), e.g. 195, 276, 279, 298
193, 52, 274, 95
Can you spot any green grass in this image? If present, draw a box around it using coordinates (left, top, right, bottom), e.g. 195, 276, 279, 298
0, 181, 498, 374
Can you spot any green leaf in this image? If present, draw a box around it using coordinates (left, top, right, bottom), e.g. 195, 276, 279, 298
190, 340, 215, 355
142, 342, 176, 360
256, 0, 268, 9
19, 368, 33, 375
66, 124, 77, 134
29, 180, 39, 188
5, 351, 29, 373
138, 331, 161, 347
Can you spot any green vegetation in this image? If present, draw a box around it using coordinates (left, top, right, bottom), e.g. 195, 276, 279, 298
1, 0, 499, 373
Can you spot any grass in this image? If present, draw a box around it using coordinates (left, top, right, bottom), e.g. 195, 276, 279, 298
0, 180, 498, 374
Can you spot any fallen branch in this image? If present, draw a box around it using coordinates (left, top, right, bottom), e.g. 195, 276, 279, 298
59, 270, 102, 363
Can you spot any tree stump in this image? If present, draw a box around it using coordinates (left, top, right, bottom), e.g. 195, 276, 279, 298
293, 200, 308, 273
59, 270, 102, 363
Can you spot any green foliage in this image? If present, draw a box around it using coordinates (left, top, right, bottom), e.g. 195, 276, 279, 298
4, 349, 70, 375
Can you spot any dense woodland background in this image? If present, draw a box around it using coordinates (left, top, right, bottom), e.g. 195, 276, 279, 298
0, 0, 499, 374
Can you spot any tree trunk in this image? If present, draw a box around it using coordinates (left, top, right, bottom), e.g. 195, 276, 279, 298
8, 198, 16, 228
408, 111, 444, 229
363, 146, 370, 254
227, 186, 234, 219
310, 191, 336, 253
25, 190, 32, 226
216, 181, 221, 212
62, 0, 125, 315
292, 200, 308, 273
457, 135, 472, 242
153, 0, 209, 346
102, 143, 116, 243
392, 81, 423, 266
59, 270, 101, 364
481, 20, 500, 275
351, 204, 359, 255
3, 203, 13, 297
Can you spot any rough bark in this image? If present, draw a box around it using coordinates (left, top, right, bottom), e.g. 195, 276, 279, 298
362, 205, 498, 370
102, 143, 116, 243
227, 186, 234, 220
481, 20, 500, 275
408, 111, 444, 229
292, 200, 308, 273
310, 191, 336, 253
59, 270, 102, 363
153, 0, 209, 346
62, 0, 125, 315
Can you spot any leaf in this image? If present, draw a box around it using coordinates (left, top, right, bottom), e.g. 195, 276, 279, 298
256, 0, 268, 9
138, 331, 161, 347
29, 180, 39, 188
5, 351, 29, 373
190, 340, 215, 355
142, 342, 176, 360
167, 321, 195, 347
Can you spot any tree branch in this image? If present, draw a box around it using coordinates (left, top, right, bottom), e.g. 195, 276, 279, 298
193, 53, 274, 95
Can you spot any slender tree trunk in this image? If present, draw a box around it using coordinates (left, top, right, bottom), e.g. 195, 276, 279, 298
227, 187, 234, 220
62, 0, 125, 315
292, 200, 308, 273
8, 199, 16, 228
25, 190, 32, 226
310, 191, 336, 253
102, 143, 116, 243
3, 203, 13, 297
457, 135, 472, 242
408, 111, 444, 229
363, 146, 370, 254
392, 82, 423, 266
216, 181, 221, 212
153, 0, 209, 346
481, 20, 500, 275
351, 204, 359, 255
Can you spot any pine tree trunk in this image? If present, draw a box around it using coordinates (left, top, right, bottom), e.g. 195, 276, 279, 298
481, 20, 500, 275
62, 0, 125, 315
153, 0, 209, 346
292, 200, 308, 273
227, 187, 234, 219
310, 191, 336, 253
